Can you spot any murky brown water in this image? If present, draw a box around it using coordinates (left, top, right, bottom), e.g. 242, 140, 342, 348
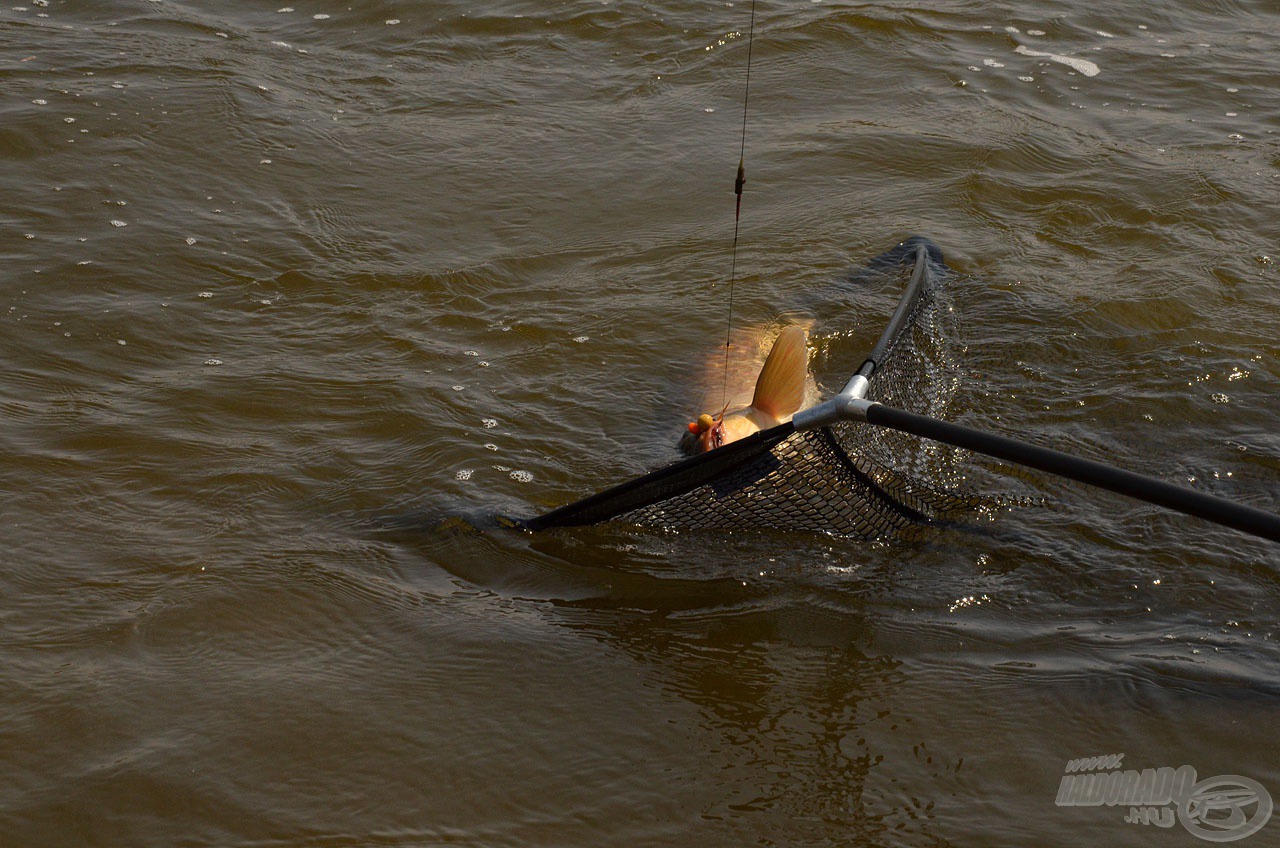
3, 1, 1278, 845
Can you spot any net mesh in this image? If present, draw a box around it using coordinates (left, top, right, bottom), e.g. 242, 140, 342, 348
530, 238, 1000, 539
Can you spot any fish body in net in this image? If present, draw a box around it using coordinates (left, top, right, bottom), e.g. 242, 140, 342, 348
681, 325, 818, 453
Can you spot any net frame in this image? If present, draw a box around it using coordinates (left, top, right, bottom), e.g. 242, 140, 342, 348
524, 237, 989, 537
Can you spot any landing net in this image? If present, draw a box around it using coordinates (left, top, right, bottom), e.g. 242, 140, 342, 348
526, 237, 996, 538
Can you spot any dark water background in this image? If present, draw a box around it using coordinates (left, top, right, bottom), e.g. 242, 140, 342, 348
2, 1, 1278, 845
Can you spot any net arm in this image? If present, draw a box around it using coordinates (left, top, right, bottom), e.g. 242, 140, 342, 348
792, 239, 933, 431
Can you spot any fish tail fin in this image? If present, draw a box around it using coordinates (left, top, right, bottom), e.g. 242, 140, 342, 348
751, 326, 808, 421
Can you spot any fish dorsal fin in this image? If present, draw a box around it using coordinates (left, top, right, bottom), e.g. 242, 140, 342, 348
751, 326, 808, 421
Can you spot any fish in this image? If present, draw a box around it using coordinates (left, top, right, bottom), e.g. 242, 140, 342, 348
680, 324, 816, 454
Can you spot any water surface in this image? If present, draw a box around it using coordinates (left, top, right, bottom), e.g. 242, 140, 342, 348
2, 1, 1278, 845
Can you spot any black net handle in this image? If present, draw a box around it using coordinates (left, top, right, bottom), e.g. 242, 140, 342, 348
862, 403, 1280, 544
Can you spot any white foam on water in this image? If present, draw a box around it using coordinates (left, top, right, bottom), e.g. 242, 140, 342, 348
1014, 45, 1100, 77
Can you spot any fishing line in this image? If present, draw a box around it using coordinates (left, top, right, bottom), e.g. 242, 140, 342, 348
721, 0, 758, 412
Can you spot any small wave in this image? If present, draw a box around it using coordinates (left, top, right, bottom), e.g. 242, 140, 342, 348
1015, 44, 1101, 77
